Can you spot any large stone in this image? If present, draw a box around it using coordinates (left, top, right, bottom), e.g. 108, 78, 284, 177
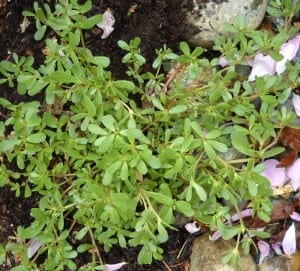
182, 0, 268, 47
258, 256, 292, 271
190, 232, 257, 271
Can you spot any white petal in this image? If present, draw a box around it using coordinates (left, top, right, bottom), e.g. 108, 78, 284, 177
248, 54, 276, 82
101, 25, 114, 39
275, 58, 288, 75
287, 158, 300, 191
272, 242, 283, 255
209, 230, 222, 241
219, 56, 229, 67
105, 262, 128, 271
282, 223, 296, 256
292, 94, 300, 117
27, 238, 43, 259
97, 9, 115, 39
279, 35, 300, 61
276, 35, 300, 74
185, 221, 201, 234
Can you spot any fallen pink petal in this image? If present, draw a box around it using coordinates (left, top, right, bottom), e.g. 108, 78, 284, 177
272, 242, 283, 255
261, 159, 286, 187
290, 211, 300, 222
209, 230, 222, 241
248, 53, 276, 82
27, 238, 43, 259
97, 9, 115, 39
292, 94, 300, 117
231, 208, 253, 222
258, 240, 270, 264
282, 223, 296, 256
287, 158, 300, 191
185, 221, 201, 234
104, 262, 128, 271
219, 56, 229, 67
276, 34, 300, 74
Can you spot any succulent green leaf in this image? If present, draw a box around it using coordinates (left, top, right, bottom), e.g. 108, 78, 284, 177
26, 132, 46, 143
146, 191, 173, 205
192, 183, 207, 201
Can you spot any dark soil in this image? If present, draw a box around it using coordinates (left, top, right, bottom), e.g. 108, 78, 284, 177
0, 1, 196, 270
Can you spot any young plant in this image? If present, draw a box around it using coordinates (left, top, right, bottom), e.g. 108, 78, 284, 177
0, 0, 299, 269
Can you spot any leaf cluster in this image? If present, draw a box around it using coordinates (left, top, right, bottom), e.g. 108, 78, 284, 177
0, 0, 299, 269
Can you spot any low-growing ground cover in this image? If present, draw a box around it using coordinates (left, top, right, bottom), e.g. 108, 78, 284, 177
0, 1, 299, 270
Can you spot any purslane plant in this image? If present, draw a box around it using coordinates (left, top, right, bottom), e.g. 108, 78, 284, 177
0, 0, 299, 270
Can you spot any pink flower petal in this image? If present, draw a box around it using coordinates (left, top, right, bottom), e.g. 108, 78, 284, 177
272, 242, 283, 255
97, 9, 115, 39
280, 35, 300, 61
276, 35, 300, 74
258, 240, 270, 264
248, 54, 277, 82
27, 238, 43, 259
292, 94, 300, 117
185, 221, 201, 234
104, 262, 128, 271
290, 211, 300, 222
287, 158, 300, 191
282, 223, 296, 256
209, 230, 222, 241
219, 56, 229, 67
231, 208, 253, 222
261, 159, 286, 187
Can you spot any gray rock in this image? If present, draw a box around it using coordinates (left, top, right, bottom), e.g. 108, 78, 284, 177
190, 232, 257, 271
258, 256, 292, 271
182, 0, 268, 47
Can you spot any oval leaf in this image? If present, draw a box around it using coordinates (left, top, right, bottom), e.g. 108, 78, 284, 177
27, 132, 46, 143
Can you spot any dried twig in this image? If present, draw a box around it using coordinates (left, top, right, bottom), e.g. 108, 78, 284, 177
161, 63, 185, 94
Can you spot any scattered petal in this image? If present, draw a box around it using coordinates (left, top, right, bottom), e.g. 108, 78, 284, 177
97, 9, 115, 39
292, 94, 300, 117
219, 56, 229, 67
276, 35, 300, 74
272, 242, 283, 255
258, 240, 270, 264
290, 211, 300, 222
231, 208, 253, 222
287, 158, 300, 191
185, 221, 201, 234
20, 16, 30, 33
27, 238, 43, 259
248, 53, 276, 82
209, 230, 222, 241
282, 223, 296, 256
247, 58, 254, 67
281, 35, 300, 60
261, 159, 286, 187
104, 262, 128, 271
247, 34, 300, 80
